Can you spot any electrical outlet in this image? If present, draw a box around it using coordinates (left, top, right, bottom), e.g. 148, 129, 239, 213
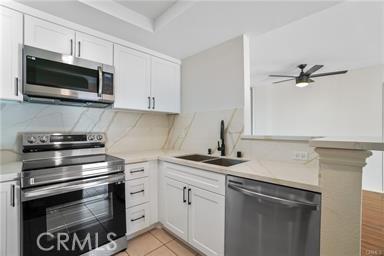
293, 151, 309, 161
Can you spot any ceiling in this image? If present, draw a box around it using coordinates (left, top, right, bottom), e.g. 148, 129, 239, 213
250, 1, 384, 86
116, 0, 176, 19
17, 0, 340, 59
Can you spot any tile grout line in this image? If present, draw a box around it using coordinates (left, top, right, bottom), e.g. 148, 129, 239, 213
142, 232, 168, 256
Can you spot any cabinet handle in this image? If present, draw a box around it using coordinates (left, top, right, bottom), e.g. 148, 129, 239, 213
130, 189, 144, 195
15, 77, 19, 96
10, 184, 15, 207
131, 215, 145, 222
152, 97, 155, 109
183, 186, 187, 203
70, 39, 73, 55
188, 188, 191, 205
130, 168, 144, 174
148, 96, 151, 109
97, 66, 103, 97
78, 41, 81, 57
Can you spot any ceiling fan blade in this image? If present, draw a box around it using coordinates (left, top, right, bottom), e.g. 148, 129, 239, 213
310, 70, 348, 78
305, 65, 324, 75
269, 75, 297, 78
273, 78, 295, 84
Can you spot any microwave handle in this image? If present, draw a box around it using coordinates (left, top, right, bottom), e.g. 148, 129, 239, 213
98, 66, 103, 97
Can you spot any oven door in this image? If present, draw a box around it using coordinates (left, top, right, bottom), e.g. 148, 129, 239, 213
21, 173, 126, 256
23, 46, 114, 103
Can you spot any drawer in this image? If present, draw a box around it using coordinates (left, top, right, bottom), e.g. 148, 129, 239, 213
125, 177, 150, 208
126, 203, 150, 235
163, 162, 226, 195
125, 162, 149, 180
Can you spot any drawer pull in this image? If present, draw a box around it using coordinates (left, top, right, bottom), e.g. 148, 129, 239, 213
130, 189, 145, 195
131, 215, 145, 222
130, 168, 145, 174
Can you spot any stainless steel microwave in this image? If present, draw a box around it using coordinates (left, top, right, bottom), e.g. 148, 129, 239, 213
23, 46, 114, 107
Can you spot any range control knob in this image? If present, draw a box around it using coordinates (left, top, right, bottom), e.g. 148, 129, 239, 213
96, 135, 103, 141
88, 135, 95, 141
39, 136, 49, 143
27, 136, 36, 144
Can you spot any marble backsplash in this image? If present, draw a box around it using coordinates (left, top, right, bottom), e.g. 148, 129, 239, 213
0, 102, 173, 163
0, 102, 317, 167
163, 107, 317, 165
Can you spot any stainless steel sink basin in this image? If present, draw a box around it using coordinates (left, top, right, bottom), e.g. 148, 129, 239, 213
204, 158, 247, 167
176, 154, 218, 162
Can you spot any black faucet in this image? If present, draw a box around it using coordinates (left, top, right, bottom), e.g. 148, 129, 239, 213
217, 120, 226, 156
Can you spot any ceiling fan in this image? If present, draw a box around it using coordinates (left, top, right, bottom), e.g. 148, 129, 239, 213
269, 64, 348, 87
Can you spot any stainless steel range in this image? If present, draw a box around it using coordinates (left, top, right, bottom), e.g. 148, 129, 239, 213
20, 132, 127, 256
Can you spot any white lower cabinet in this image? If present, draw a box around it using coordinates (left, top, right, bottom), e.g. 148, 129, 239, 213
160, 162, 225, 256
0, 180, 19, 256
125, 161, 157, 236
126, 203, 151, 236
188, 186, 225, 256
163, 177, 189, 241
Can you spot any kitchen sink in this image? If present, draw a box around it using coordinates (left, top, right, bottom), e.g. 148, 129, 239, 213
176, 154, 218, 162
204, 158, 247, 167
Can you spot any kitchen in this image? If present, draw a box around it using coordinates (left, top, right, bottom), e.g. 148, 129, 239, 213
0, 1, 383, 256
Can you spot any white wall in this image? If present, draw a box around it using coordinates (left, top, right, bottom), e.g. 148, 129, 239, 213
249, 1, 384, 193
181, 36, 245, 113
253, 65, 384, 193
253, 66, 383, 137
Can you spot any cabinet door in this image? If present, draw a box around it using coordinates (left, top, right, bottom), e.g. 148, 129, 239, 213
0, 181, 19, 256
188, 186, 225, 256
114, 44, 151, 110
0, 6, 23, 101
75, 32, 113, 65
24, 15, 75, 55
150, 57, 180, 113
163, 178, 188, 241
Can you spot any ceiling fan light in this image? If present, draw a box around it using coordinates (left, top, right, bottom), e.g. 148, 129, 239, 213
296, 81, 309, 88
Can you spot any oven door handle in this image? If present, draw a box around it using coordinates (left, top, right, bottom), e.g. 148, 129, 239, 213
21, 173, 125, 202
228, 183, 319, 210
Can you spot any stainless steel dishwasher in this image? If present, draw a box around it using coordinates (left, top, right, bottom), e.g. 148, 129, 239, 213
225, 175, 321, 256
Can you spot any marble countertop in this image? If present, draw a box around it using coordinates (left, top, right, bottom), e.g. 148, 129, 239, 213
309, 137, 384, 151
0, 161, 22, 182
0, 150, 320, 192
159, 155, 320, 192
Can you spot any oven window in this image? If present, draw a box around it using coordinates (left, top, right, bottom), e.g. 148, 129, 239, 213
22, 182, 125, 256
26, 56, 98, 93
46, 191, 114, 238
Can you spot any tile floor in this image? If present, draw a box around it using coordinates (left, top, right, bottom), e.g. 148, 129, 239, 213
114, 228, 200, 256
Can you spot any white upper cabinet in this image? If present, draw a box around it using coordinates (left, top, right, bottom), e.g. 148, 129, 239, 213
25, 15, 75, 55
24, 16, 113, 65
113, 44, 181, 113
114, 44, 151, 110
0, 6, 23, 101
75, 32, 113, 65
151, 56, 181, 113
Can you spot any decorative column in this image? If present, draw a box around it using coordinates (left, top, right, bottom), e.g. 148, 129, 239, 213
315, 148, 372, 256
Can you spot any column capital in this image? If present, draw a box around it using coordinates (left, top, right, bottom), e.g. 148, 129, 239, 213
315, 147, 372, 169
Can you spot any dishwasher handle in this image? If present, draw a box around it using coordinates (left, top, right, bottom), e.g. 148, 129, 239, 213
228, 183, 319, 210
